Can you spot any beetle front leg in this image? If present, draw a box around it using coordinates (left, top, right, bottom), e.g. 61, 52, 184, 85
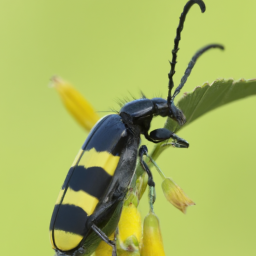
139, 145, 156, 205
148, 128, 189, 148
144, 128, 171, 143
144, 128, 189, 148
170, 133, 189, 148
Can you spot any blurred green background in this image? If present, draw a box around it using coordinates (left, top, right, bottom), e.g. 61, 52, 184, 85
1, 0, 256, 255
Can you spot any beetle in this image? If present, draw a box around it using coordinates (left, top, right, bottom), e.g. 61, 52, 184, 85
49, 0, 224, 255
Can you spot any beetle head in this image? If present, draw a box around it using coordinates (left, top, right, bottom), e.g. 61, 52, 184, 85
169, 101, 186, 126
151, 98, 186, 126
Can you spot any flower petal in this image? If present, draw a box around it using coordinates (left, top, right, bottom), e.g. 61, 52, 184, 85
50, 76, 99, 131
162, 177, 195, 213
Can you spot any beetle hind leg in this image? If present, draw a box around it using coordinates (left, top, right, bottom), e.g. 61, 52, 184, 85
91, 224, 117, 256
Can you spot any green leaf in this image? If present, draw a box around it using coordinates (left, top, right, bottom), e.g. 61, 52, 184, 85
151, 78, 256, 160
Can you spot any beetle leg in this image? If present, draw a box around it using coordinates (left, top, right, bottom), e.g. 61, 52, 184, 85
170, 133, 189, 148
145, 128, 189, 148
144, 132, 162, 143
149, 128, 173, 142
91, 223, 117, 255
139, 146, 155, 187
139, 145, 156, 205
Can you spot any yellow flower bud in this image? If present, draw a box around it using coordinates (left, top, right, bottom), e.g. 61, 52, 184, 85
162, 177, 195, 213
118, 205, 142, 243
94, 233, 114, 256
140, 212, 165, 256
50, 76, 99, 131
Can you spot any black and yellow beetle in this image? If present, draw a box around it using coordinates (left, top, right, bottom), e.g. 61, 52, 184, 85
49, 0, 224, 255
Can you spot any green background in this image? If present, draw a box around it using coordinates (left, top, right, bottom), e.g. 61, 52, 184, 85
1, 0, 256, 255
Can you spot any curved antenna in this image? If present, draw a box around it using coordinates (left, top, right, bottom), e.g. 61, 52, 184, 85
172, 44, 224, 99
167, 0, 206, 105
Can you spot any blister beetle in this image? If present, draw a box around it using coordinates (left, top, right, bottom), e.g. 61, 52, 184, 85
49, 0, 224, 255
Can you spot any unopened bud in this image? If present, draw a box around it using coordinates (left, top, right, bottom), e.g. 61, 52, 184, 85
140, 212, 165, 256
162, 177, 195, 213
50, 76, 99, 131
118, 205, 142, 243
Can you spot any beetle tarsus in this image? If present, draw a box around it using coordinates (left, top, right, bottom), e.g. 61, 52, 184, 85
170, 133, 189, 148
112, 246, 117, 256
91, 223, 117, 254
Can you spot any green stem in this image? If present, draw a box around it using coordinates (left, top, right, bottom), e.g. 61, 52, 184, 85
146, 153, 166, 180
148, 186, 155, 213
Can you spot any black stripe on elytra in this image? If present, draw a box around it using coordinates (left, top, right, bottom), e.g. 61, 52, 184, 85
62, 167, 74, 190
49, 203, 58, 231
62, 165, 112, 199
52, 204, 88, 236
82, 115, 128, 156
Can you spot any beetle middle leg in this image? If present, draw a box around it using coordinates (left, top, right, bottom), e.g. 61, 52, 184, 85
91, 223, 117, 256
139, 145, 156, 207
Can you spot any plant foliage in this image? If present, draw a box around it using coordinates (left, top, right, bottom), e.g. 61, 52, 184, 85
151, 78, 256, 160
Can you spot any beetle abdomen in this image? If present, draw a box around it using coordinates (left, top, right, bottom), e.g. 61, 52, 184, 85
50, 115, 129, 252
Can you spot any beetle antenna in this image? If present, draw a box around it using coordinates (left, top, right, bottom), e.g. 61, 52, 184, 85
167, 0, 206, 105
172, 44, 224, 99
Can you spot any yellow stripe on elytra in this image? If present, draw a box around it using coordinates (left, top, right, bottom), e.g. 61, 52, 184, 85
55, 189, 64, 204
79, 148, 120, 176
62, 187, 99, 215
71, 149, 84, 167
54, 230, 83, 251
49, 230, 56, 249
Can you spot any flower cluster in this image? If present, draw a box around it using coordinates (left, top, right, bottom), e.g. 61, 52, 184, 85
51, 77, 195, 256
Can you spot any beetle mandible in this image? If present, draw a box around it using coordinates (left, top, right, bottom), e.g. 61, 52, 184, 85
49, 0, 224, 255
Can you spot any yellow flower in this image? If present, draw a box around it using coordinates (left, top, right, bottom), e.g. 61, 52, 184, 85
140, 212, 165, 256
162, 177, 195, 213
94, 233, 115, 256
118, 205, 142, 243
50, 76, 99, 131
